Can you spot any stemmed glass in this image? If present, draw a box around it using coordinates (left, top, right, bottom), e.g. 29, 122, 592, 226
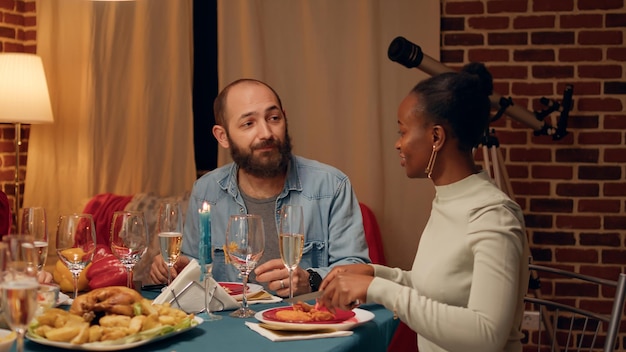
198, 202, 221, 321
225, 214, 265, 318
278, 205, 304, 300
110, 211, 148, 289
157, 202, 183, 286
1, 235, 39, 352
55, 214, 96, 299
20, 207, 48, 272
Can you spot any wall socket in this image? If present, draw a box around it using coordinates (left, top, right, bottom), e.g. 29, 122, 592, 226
522, 311, 541, 330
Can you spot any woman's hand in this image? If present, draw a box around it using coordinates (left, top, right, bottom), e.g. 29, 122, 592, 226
254, 258, 310, 297
317, 264, 374, 312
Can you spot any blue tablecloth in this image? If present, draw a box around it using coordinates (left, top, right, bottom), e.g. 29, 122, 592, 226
21, 291, 398, 352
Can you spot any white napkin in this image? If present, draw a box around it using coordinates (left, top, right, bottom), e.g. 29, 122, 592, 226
153, 259, 281, 313
245, 322, 353, 342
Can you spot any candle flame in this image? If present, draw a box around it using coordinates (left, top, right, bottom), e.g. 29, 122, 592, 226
200, 201, 211, 213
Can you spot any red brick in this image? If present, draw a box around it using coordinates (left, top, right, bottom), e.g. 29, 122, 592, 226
532, 65, 575, 79
24, 1, 36, 12
487, 0, 528, 13
605, 148, 626, 162
556, 183, 599, 197
532, 231, 576, 245
605, 81, 626, 94
505, 164, 529, 178
560, 14, 603, 28
468, 48, 508, 62
603, 182, 626, 196
532, 165, 573, 179
579, 30, 623, 45
513, 49, 555, 62
606, 13, 626, 27
578, 0, 624, 10
525, 215, 553, 228
468, 16, 509, 30
0, 0, 16, 10
531, 198, 574, 213
578, 98, 623, 112
602, 250, 626, 264
533, 0, 575, 12
604, 216, 626, 230
555, 248, 599, 262
494, 130, 528, 144
488, 32, 528, 45
511, 181, 550, 196
529, 247, 553, 262
441, 17, 465, 31
555, 215, 602, 229
512, 82, 553, 95
558, 48, 603, 62
607, 47, 626, 61
445, 1, 484, 15
3, 13, 23, 26
578, 165, 622, 180
531, 31, 575, 45
440, 49, 464, 64
558, 81, 600, 95
513, 15, 555, 29
580, 233, 621, 247
604, 115, 626, 129
443, 33, 484, 46
578, 199, 621, 213
567, 115, 599, 129
489, 65, 528, 79
578, 132, 622, 145
0, 26, 16, 39
509, 147, 552, 162
23, 14, 35, 27
554, 148, 599, 162
531, 129, 574, 144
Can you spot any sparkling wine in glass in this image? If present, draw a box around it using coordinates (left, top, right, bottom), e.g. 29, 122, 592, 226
55, 214, 96, 299
1, 235, 39, 352
278, 205, 304, 300
225, 214, 265, 318
110, 211, 148, 288
20, 207, 48, 272
158, 232, 182, 285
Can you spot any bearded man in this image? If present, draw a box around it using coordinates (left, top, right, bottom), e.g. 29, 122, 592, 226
149, 79, 370, 297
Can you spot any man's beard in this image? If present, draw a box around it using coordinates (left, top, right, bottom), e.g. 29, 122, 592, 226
229, 132, 292, 178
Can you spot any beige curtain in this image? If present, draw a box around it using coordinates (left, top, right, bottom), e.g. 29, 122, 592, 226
218, 0, 439, 269
25, 0, 196, 247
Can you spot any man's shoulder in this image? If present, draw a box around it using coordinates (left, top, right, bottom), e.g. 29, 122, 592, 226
194, 163, 233, 187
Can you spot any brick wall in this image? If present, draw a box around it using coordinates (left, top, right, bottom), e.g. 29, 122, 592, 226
441, 0, 626, 349
0, 0, 37, 220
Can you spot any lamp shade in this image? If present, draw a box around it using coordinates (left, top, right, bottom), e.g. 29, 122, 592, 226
0, 53, 54, 124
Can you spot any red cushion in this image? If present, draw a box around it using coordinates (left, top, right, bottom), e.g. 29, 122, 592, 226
0, 191, 11, 237
359, 203, 387, 265
82, 193, 133, 246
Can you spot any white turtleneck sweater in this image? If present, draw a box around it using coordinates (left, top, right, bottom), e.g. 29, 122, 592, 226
368, 171, 529, 352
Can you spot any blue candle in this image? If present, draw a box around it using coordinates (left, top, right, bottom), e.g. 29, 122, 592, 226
199, 201, 212, 280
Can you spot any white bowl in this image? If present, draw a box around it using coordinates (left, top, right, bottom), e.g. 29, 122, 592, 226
0, 329, 16, 352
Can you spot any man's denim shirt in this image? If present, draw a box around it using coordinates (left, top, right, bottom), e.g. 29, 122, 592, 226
181, 155, 371, 282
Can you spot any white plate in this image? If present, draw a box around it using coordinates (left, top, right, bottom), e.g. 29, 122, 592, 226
218, 282, 263, 300
255, 307, 374, 331
26, 316, 202, 351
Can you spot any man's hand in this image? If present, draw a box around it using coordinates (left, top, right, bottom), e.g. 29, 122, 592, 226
37, 270, 53, 284
254, 258, 310, 297
149, 254, 190, 284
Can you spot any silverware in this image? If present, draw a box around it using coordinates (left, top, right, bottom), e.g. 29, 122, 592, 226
283, 291, 322, 304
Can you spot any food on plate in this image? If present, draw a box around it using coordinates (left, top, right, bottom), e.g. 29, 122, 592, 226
275, 301, 335, 322
70, 286, 144, 320
29, 287, 196, 345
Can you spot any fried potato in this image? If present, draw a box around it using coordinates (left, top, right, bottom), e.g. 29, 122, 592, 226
44, 326, 81, 342
128, 315, 145, 334
70, 323, 90, 345
88, 325, 103, 343
99, 314, 131, 328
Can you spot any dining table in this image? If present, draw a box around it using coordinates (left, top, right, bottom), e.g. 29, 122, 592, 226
20, 289, 399, 352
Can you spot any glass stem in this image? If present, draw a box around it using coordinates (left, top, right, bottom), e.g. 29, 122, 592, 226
16, 333, 24, 352
127, 267, 133, 288
72, 273, 79, 299
241, 273, 249, 310
288, 268, 294, 299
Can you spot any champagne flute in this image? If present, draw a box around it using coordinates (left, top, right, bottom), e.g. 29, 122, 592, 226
110, 211, 148, 289
1, 235, 39, 352
198, 202, 221, 321
20, 207, 48, 272
156, 202, 183, 285
55, 214, 96, 299
225, 214, 265, 318
278, 205, 304, 300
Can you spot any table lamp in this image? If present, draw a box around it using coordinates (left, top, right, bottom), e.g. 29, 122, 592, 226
0, 53, 54, 222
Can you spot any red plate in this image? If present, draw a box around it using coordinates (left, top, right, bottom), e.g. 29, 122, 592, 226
219, 282, 246, 295
262, 306, 356, 324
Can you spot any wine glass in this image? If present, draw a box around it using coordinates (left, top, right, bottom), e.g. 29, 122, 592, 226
156, 202, 183, 286
55, 214, 96, 299
20, 207, 48, 272
278, 205, 304, 300
110, 211, 148, 288
198, 202, 221, 321
225, 214, 265, 318
1, 235, 39, 352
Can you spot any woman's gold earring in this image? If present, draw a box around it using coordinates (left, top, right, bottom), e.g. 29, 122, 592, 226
425, 145, 437, 179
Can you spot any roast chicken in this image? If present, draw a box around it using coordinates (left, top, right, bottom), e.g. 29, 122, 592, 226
69, 286, 144, 321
